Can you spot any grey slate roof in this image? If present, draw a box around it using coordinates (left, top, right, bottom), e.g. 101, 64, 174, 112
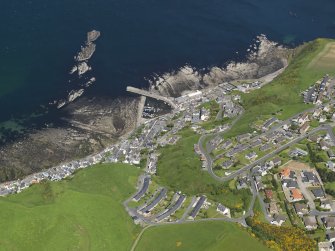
140, 188, 168, 213
133, 176, 150, 201
189, 196, 206, 219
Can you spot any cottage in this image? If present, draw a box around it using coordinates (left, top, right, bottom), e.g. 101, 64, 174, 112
293, 203, 309, 216
328, 150, 335, 160
245, 152, 258, 160
299, 122, 310, 134
318, 241, 334, 251
280, 168, 295, 180
320, 140, 331, 150
283, 179, 299, 189
311, 188, 325, 199
301, 171, 319, 184
321, 200, 332, 210
222, 160, 234, 169
236, 177, 248, 190
216, 203, 230, 217
236, 133, 251, 143
327, 161, 335, 170
271, 214, 286, 226
290, 188, 304, 201
303, 216, 318, 230
326, 232, 335, 242
272, 157, 282, 167
323, 217, 335, 230
298, 113, 309, 125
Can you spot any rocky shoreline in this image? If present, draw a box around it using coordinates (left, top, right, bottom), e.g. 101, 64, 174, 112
149, 35, 290, 97
0, 35, 292, 182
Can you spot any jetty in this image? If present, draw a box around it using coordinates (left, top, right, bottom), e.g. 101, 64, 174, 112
126, 86, 177, 109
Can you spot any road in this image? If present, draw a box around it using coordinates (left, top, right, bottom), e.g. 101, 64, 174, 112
206, 123, 334, 182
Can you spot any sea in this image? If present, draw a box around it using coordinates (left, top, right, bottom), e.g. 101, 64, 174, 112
0, 0, 335, 143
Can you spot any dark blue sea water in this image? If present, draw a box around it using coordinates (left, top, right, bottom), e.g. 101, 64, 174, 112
0, 0, 335, 142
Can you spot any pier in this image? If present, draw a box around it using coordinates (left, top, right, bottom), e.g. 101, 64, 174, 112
126, 86, 177, 109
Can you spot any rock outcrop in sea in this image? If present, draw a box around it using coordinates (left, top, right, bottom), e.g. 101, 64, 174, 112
56, 30, 101, 109
149, 35, 290, 97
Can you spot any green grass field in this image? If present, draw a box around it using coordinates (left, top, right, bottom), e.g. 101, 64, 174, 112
0, 164, 141, 251
155, 128, 251, 212
225, 38, 335, 137
135, 221, 270, 251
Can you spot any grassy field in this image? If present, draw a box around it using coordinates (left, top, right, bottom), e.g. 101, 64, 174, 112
0, 164, 141, 251
135, 221, 271, 251
225, 38, 335, 137
155, 128, 251, 212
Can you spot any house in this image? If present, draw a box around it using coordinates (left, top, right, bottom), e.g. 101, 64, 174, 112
320, 115, 327, 123
271, 214, 286, 226
323, 217, 335, 230
290, 188, 304, 201
290, 148, 308, 157
273, 157, 282, 167
301, 171, 319, 184
283, 179, 299, 189
326, 232, 335, 242
268, 202, 279, 215
298, 113, 309, 125
221, 140, 233, 150
327, 161, 335, 170
311, 188, 325, 199
280, 168, 295, 180
313, 109, 322, 118
236, 133, 251, 143
303, 216, 318, 230
321, 200, 332, 210
236, 177, 248, 190
293, 203, 309, 216
320, 140, 331, 150
222, 160, 234, 169
265, 189, 273, 200
299, 122, 310, 134
245, 152, 258, 160
216, 203, 231, 217
318, 241, 334, 251
328, 150, 335, 160
260, 143, 272, 152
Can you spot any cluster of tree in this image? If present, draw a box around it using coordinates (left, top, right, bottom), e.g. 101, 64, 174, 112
306, 143, 324, 163
316, 166, 335, 183
246, 217, 316, 251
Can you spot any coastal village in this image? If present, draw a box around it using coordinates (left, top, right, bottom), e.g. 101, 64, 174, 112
3, 72, 335, 249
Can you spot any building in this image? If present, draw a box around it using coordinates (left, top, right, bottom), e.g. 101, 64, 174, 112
323, 217, 335, 230
294, 203, 309, 216
290, 188, 304, 201
189, 196, 206, 220
328, 150, 335, 160
245, 152, 258, 160
311, 188, 325, 199
326, 232, 335, 242
318, 241, 334, 251
299, 122, 310, 134
303, 216, 318, 230
271, 214, 286, 226
216, 203, 230, 217
273, 157, 282, 167
301, 171, 319, 184
280, 168, 295, 180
